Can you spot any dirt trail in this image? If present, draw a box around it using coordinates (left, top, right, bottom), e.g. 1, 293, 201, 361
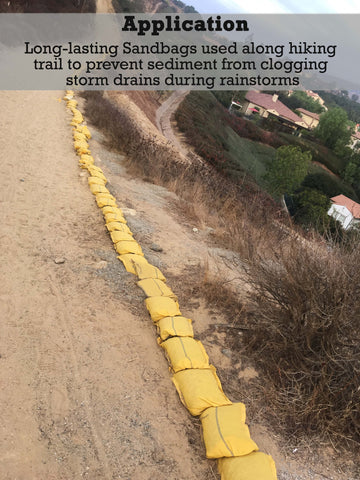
0, 91, 216, 480
156, 90, 192, 159
96, 0, 114, 13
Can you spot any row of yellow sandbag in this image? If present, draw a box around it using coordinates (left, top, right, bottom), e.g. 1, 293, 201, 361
65, 93, 277, 480
115, 243, 277, 478
132, 279, 277, 478
65, 90, 83, 126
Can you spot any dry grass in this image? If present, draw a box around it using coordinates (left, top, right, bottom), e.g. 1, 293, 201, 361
243, 239, 360, 446
82, 91, 285, 259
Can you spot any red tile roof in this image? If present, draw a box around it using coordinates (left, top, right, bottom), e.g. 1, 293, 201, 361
245, 91, 306, 126
331, 194, 360, 219
296, 108, 320, 120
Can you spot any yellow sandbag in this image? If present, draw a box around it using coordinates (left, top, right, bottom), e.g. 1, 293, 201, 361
67, 99, 77, 107
156, 316, 194, 342
161, 337, 209, 372
87, 169, 107, 181
110, 231, 134, 243
79, 160, 94, 169
73, 131, 87, 142
89, 184, 110, 195
88, 176, 107, 186
114, 241, 143, 256
70, 117, 83, 126
96, 192, 115, 201
200, 403, 258, 458
145, 296, 181, 322
74, 141, 90, 155
71, 108, 83, 119
75, 125, 91, 139
137, 278, 176, 300
104, 212, 126, 224
172, 367, 232, 416
96, 195, 117, 208
102, 206, 123, 216
133, 262, 165, 282
97, 192, 115, 199
106, 222, 133, 234
72, 112, 83, 119
79, 154, 94, 165
218, 452, 277, 480
118, 254, 149, 274
71, 113, 84, 124
76, 146, 91, 156
87, 164, 103, 173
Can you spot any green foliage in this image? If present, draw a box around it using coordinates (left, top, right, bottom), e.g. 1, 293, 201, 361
277, 131, 347, 175
112, 0, 144, 12
212, 91, 247, 109
314, 107, 352, 150
315, 90, 360, 123
341, 152, 360, 198
279, 91, 325, 114
293, 188, 331, 232
302, 171, 358, 200
175, 91, 278, 184
343, 161, 359, 184
265, 146, 311, 196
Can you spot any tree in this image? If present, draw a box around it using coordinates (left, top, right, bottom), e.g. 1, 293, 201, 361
266, 146, 311, 197
279, 91, 324, 114
314, 107, 352, 150
293, 188, 331, 232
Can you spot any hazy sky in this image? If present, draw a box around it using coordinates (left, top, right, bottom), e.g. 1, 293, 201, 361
188, 0, 360, 13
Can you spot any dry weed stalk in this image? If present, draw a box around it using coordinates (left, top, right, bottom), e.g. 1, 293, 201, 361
244, 239, 360, 444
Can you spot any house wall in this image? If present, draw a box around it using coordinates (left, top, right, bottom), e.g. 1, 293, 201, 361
299, 113, 319, 129
243, 101, 269, 118
328, 204, 354, 230
350, 136, 360, 150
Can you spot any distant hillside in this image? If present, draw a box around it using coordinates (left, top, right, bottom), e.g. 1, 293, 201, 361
0, 0, 96, 12
0, 0, 196, 14
111, 0, 196, 13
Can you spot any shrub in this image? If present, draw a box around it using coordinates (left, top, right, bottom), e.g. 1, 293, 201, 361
244, 239, 360, 444
302, 172, 358, 201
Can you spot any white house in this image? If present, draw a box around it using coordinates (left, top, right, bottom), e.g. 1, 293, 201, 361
350, 130, 360, 150
327, 194, 360, 230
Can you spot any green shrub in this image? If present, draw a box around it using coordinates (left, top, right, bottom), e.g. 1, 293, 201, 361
302, 172, 358, 201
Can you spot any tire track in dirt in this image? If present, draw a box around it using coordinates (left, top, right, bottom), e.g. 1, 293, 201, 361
44, 272, 113, 479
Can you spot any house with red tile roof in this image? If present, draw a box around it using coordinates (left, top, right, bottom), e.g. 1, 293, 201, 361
305, 90, 327, 110
295, 108, 320, 130
328, 194, 360, 230
243, 91, 309, 131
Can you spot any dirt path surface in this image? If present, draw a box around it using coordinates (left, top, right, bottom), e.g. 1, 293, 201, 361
0, 91, 218, 480
96, 0, 114, 13
156, 90, 192, 159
